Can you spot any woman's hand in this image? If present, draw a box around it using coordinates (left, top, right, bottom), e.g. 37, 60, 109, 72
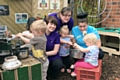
73, 43, 79, 49
46, 44, 60, 56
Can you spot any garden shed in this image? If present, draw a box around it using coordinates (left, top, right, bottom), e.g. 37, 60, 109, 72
0, 0, 67, 34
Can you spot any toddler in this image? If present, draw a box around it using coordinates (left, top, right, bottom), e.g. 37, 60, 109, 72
71, 33, 99, 76
18, 20, 49, 80
59, 25, 74, 73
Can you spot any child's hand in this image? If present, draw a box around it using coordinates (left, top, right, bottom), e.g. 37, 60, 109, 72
16, 33, 22, 38
65, 45, 70, 48
69, 35, 74, 39
67, 41, 73, 46
73, 43, 79, 48
5, 30, 12, 37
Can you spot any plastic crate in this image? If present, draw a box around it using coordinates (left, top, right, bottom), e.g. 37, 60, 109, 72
76, 60, 102, 80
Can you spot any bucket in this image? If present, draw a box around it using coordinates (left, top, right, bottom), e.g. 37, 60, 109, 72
70, 49, 83, 59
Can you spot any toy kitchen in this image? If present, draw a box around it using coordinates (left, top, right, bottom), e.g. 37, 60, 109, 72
0, 25, 29, 70
0, 25, 42, 80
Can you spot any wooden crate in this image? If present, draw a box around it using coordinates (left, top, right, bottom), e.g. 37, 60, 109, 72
0, 56, 42, 80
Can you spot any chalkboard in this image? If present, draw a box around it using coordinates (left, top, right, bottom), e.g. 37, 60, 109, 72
0, 5, 9, 16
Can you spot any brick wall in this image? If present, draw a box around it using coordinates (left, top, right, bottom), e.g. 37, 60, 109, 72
102, 0, 120, 28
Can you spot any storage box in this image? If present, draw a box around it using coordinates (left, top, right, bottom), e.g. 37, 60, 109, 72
0, 56, 42, 80
76, 60, 102, 80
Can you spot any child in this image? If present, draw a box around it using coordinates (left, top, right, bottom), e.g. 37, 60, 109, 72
18, 20, 49, 80
5, 17, 36, 51
71, 33, 99, 76
59, 25, 74, 73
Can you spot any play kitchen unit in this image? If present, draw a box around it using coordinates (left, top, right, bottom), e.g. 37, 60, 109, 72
96, 27, 120, 56
0, 26, 42, 80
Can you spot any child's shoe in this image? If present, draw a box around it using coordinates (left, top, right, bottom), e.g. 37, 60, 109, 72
70, 64, 75, 69
70, 64, 75, 72
71, 72, 76, 77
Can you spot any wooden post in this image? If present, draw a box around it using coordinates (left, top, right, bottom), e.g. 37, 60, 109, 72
70, 0, 78, 26
70, 0, 74, 20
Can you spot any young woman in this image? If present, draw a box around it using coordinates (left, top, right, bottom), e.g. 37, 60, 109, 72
45, 16, 64, 79
49, 7, 74, 32
70, 13, 104, 73
71, 12, 104, 59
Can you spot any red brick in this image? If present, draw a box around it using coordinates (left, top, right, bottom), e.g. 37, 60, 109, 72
116, 15, 120, 18
112, 5, 119, 8
115, 25, 120, 27
101, 0, 120, 28
115, 19, 120, 22
107, 5, 112, 8
112, 0, 120, 2
111, 12, 117, 15
107, 0, 112, 2
110, 15, 117, 18
107, 18, 112, 21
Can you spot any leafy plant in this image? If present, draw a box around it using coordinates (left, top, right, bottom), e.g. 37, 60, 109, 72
76, 0, 105, 27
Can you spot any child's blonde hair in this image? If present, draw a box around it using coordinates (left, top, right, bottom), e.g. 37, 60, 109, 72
83, 33, 97, 45
60, 25, 69, 34
30, 20, 47, 33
